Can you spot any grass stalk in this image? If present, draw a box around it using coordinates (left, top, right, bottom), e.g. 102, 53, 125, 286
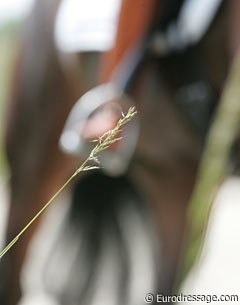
0, 106, 137, 259
176, 52, 240, 287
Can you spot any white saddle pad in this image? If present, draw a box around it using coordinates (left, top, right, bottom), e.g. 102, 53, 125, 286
54, 0, 121, 52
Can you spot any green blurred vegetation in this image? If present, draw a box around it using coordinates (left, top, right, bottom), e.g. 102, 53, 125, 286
0, 22, 20, 181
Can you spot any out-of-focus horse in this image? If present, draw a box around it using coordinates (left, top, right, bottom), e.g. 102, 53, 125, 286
1, 0, 238, 304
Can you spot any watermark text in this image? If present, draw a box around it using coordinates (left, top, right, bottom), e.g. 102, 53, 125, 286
144, 293, 239, 303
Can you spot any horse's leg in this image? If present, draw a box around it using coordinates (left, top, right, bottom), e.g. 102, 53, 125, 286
1, 52, 79, 304
0, 1, 88, 303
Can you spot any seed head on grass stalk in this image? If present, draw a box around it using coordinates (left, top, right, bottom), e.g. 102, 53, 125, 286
0, 106, 137, 259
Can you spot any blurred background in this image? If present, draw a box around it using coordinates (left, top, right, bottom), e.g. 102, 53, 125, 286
0, 0, 34, 182
0, 0, 34, 248
1, 1, 240, 305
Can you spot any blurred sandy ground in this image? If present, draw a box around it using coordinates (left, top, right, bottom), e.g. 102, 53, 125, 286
179, 176, 240, 304
0, 183, 70, 305
0, 183, 156, 305
1, 176, 240, 304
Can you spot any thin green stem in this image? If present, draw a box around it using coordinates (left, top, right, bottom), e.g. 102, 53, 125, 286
0, 106, 136, 259
176, 52, 240, 287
